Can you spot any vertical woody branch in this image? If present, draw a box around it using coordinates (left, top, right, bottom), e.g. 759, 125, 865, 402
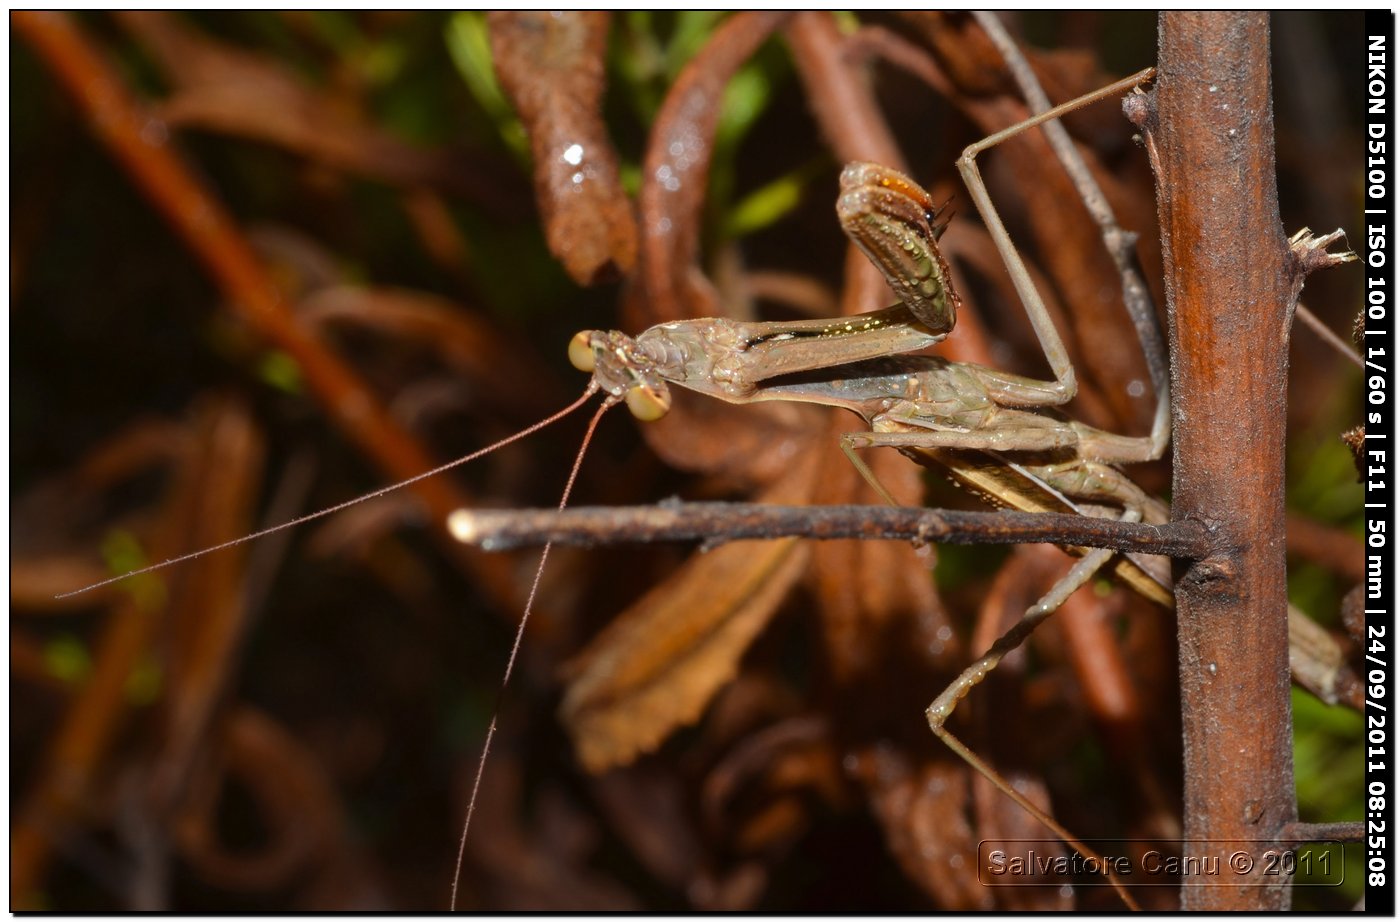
1149, 12, 1296, 911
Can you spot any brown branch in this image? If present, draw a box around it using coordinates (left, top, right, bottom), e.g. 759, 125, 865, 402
1149, 13, 1296, 911
446, 502, 1210, 558
1286, 512, 1366, 583
13, 11, 523, 612
786, 12, 904, 171
1276, 820, 1364, 844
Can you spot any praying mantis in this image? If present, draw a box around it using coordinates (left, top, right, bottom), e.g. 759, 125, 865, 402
561, 69, 1170, 908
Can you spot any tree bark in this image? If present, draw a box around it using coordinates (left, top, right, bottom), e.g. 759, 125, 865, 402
1152, 12, 1297, 911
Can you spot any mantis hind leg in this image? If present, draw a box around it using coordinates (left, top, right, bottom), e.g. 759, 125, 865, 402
926, 507, 1145, 910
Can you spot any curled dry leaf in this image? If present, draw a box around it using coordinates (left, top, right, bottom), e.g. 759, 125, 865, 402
786, 13, 903, 170
561, 535, 810, 773
116, 12, 519, 212
466, 747, 640, 910
174, 707, 386, 908
10, 555, 119, 609
1288, 604, 1364, 710
700, 715, 843, 862
851, 748, 994, 910
808, 428, 952, 686
560, 446, 823, 772
12, 398, 263, 902
630, 11, 788, 327
152, 397, 266, 803
12, 418, 190, 610
488, 12, 637, 285
589, 766, 702, 892
298, 285, 564, 424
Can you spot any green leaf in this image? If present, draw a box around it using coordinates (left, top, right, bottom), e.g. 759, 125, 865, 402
664, 11, 728, 78
444, 12, 529, 161
100, 531, 168, 611
723, 162, 821, 239
256, 350, 304, 395
43, 635, 91, 684
125, 656, 164, 706
714, 63, 771, 152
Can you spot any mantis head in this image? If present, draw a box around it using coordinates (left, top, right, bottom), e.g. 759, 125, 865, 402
569, 329, 673, 421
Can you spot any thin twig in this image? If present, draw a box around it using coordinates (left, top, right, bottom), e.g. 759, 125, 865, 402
447, 501, 1210, 558
1276, 820, 1364, 844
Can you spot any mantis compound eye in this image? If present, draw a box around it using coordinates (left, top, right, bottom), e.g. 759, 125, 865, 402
568, 330, 597, 373
625, 382, 670, 421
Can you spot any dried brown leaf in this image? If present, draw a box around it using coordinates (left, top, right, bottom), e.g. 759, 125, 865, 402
154, 397, 265, 809
11, 555, 124, 610
174, 707, 386, 908
589, 767, 701, 890
853, 748, 993, 910
488, 12, 636, 285
118, 12, 519, 211
560, 444, 825, 772
13, 399, 260, 901
630, 12, 788, 326
466, 751, 639, 910
639, 390, 821, 490
1287, 603, 1362, 709
700, 715, 841, 858
297, 285, 564, 423
561, 534, 810, 773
